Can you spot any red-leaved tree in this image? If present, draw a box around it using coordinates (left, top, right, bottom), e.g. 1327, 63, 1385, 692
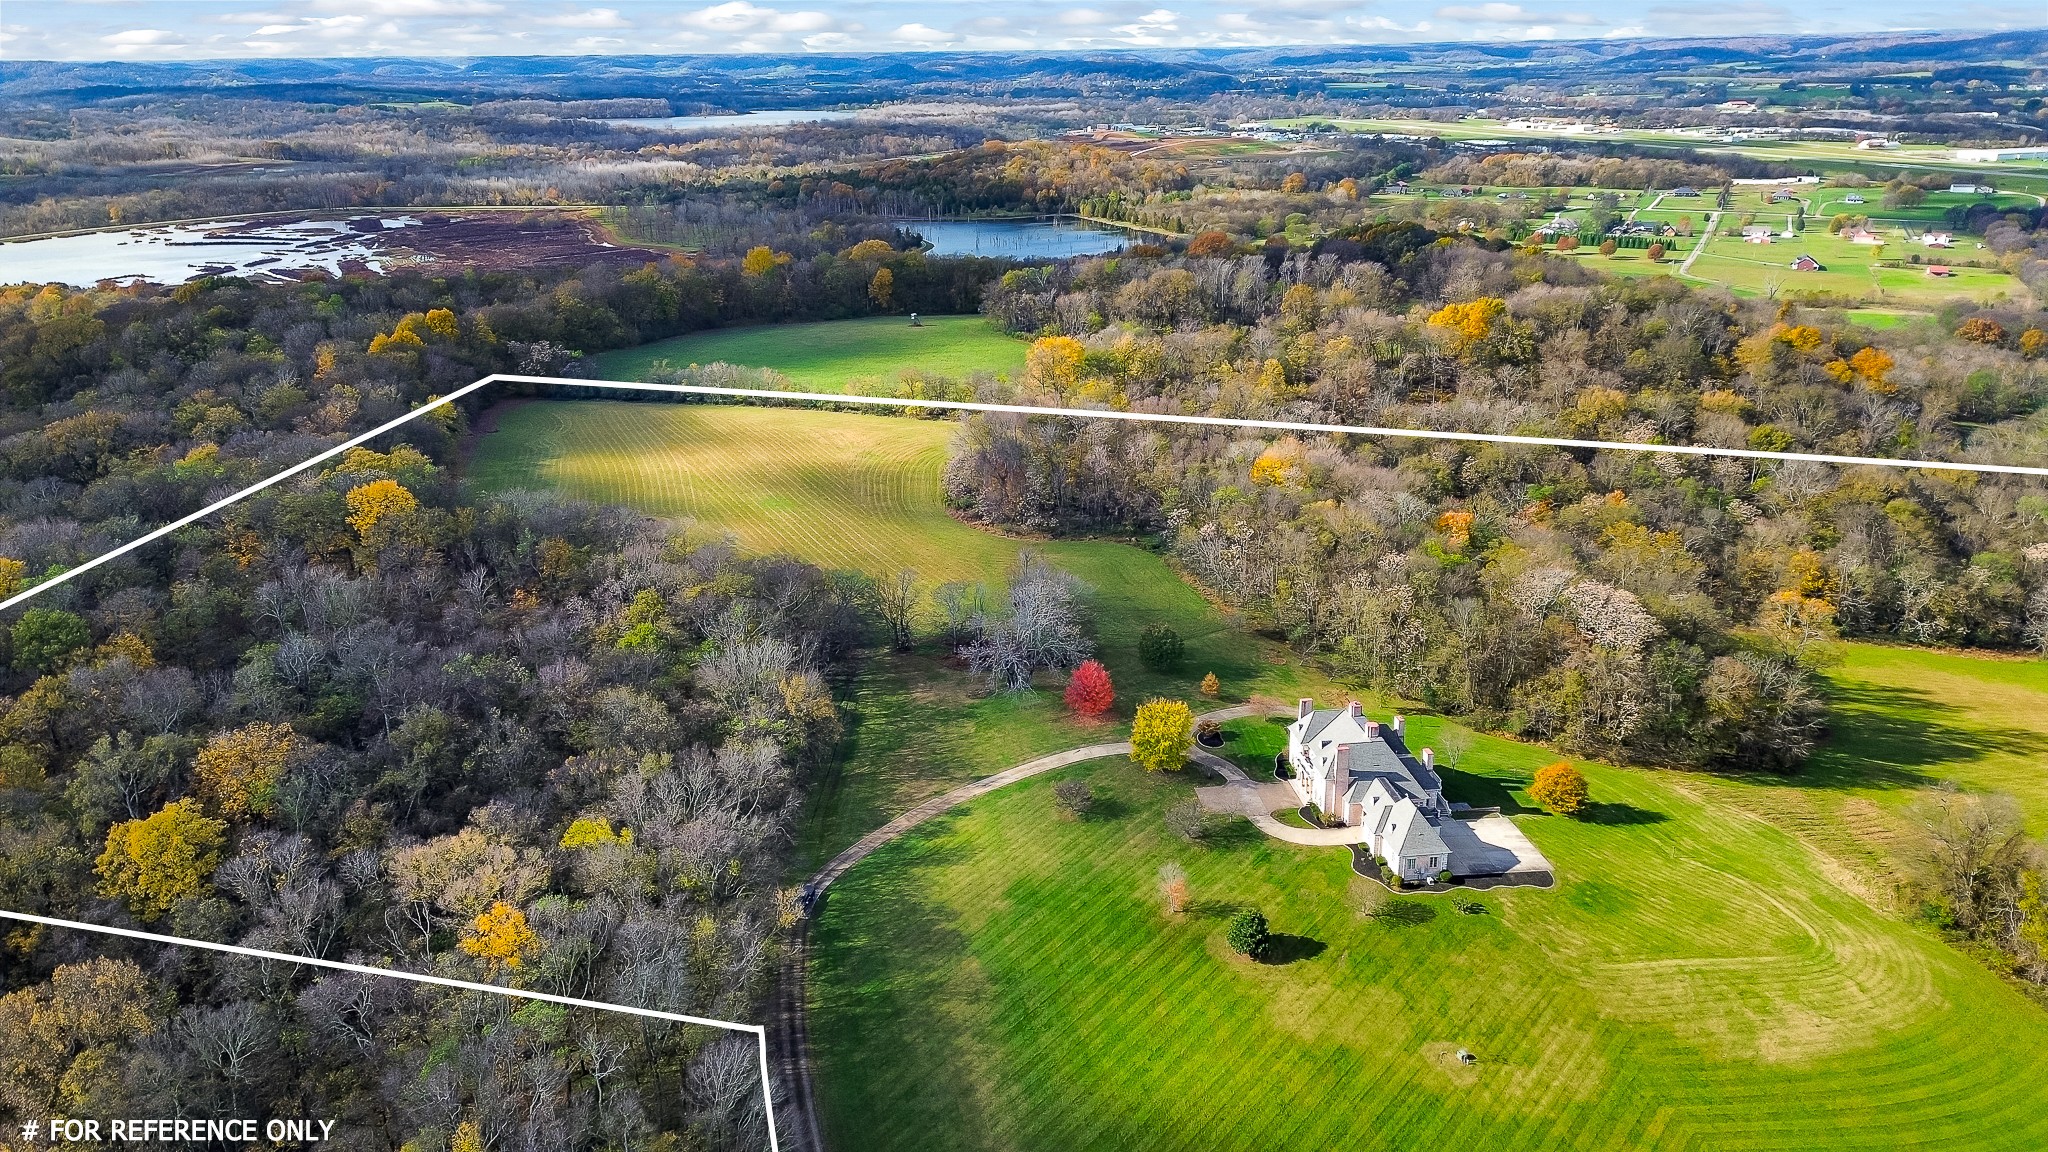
1064, 659, 1114, 717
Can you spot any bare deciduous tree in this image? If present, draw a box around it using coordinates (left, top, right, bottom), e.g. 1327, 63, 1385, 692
1911, 784, 2029, 932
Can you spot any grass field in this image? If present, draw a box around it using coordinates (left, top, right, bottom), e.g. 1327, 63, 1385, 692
471, 401, 1021, 581
464, 398, 1346, 868
811, 730, 2048, 1151
1680, 227, 2020, 304
1811, 643, 2048, 835
583, 315, 1027, 392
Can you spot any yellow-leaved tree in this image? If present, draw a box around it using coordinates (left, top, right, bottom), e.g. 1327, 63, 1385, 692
95, 799, 227, 921
0, 957, 157, 1120
1425, 297, 1505, 349
194, 721, 301, 820
1025, 335, 1086, 395
868, 267, 895, 310
1130, 698, 1194, 772
741, 246, 790, 276
559, 816, 633, 850
460, 900, 537, 972
345, 478, 419, 540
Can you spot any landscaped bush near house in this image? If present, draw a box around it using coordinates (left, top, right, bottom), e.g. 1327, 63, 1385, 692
1063, 659, 1115, 717
1438, 869, 1454, 884
1053, 778, 1094, 817
1530, 761, 1591, 816
1138, 623, 1185, 670
1227, 908, 1270, 959
1157, 861, 1189, 914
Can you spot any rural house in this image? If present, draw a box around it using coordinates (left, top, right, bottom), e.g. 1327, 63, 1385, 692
1791, 254, 1826, 271
1286, 701, 1454, 882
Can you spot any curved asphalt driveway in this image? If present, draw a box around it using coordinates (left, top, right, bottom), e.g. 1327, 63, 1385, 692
804, 703, 1272, 897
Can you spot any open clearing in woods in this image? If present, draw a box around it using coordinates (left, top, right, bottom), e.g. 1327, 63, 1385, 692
466, 399, 1345, 869
584, 315, 1029, 393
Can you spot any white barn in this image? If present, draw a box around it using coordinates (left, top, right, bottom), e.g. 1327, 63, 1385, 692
1286, 700, 1454, 883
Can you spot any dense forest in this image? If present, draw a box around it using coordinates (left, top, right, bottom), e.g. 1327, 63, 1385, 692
0, 230, 1022, 1147
942, 221, 2048, 776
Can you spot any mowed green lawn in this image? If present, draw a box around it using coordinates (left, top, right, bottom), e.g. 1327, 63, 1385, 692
811, 723, 2048, 1151
584, 315, 1028, 392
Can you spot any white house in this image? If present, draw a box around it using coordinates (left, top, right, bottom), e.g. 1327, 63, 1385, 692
1921, 232, 1954, 247
1286, 701, 1454, 883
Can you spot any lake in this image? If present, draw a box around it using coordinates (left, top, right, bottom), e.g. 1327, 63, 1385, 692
605, 109, 860, 132
908, 217, 1136, 259
0, 212, 675, 288
2, 216, 420, 287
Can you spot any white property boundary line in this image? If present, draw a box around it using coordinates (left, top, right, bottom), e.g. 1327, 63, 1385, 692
5, 370, 2048, 617
4, 370, 2047, 1147
0, 910, 783, 1152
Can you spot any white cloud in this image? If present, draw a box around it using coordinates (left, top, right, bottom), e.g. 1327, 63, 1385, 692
539, 7, 631, 28
101, 27, 179, 44
679, 2, 834, 33
313, 0, 501, 14
891, 21, 956, 42
1435, 1, 1597, 22
1056, 7, 1116, 23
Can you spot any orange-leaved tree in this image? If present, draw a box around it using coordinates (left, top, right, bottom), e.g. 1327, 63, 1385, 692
1064, 659, 1115, 717
1425, 297, 1505, 349
1529, 761, 1590, 817
460, 900, 537, 972
345, 478, 418, 541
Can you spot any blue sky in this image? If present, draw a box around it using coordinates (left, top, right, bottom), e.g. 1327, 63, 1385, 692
1, 0, 2039, 60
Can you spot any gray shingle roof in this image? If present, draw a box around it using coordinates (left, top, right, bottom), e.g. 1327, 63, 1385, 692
1335, 729, 1442, 806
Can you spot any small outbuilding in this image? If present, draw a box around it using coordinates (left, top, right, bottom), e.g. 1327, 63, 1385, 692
1791, 254, 1826, 272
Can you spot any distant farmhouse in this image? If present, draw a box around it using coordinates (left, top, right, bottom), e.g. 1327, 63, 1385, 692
1286, 702, 1452, 883
1791, 254, 1826, 271
1950, 182, 1996, 195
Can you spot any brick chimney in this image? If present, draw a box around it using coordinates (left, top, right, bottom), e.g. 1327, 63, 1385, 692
1298, 697, 1314, 719
1365, 722, 1380, 738
1348, 701, 1364, 719
1422, 748, 1435, 771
